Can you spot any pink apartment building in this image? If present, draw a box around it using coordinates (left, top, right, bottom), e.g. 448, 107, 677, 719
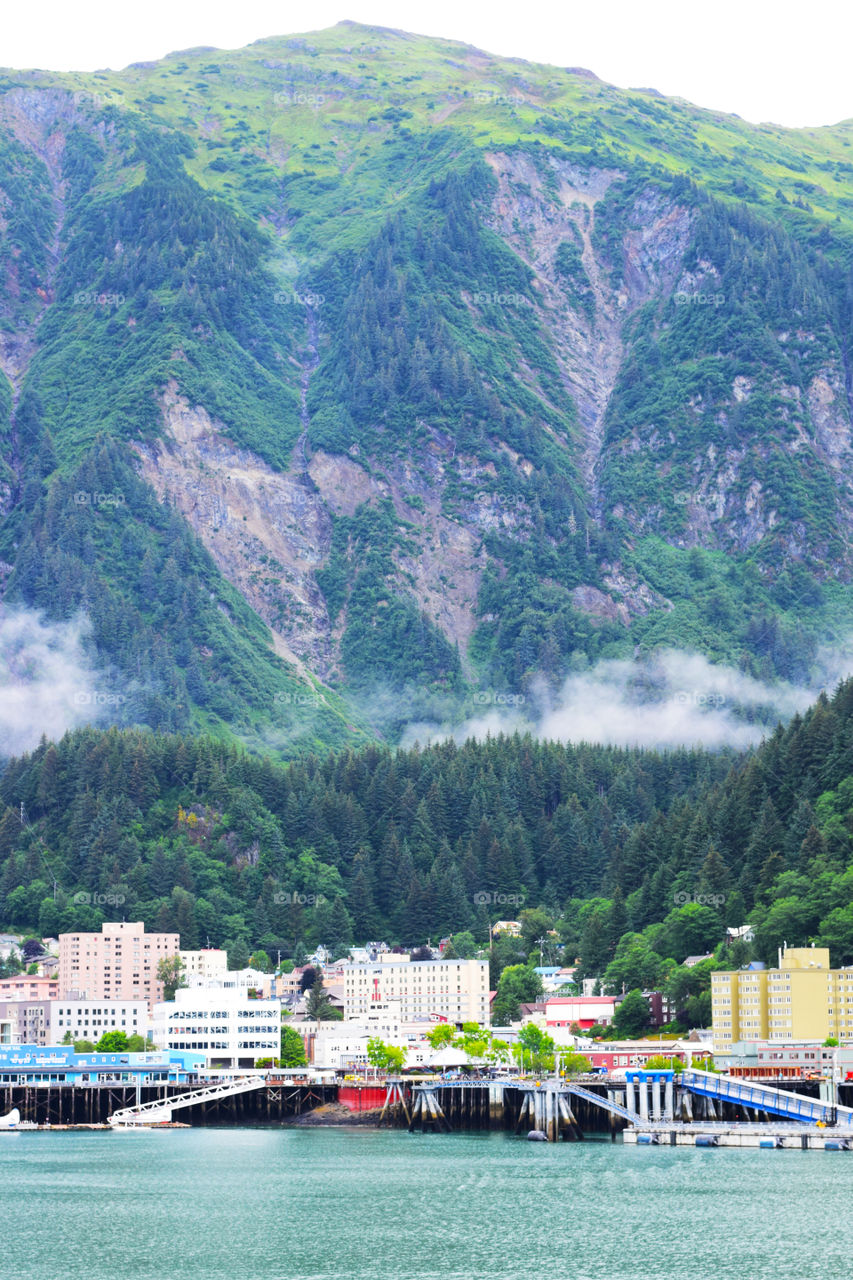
0, 975, 58, 1001
59, 922, 180, 1011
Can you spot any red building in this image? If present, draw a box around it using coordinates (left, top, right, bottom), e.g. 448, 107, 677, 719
545, 996, 621, 1030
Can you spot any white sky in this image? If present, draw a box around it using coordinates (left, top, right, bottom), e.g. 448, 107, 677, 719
2, 0, 852, 128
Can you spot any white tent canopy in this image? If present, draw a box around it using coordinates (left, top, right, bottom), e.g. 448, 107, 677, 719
426, 1047, 488, 1069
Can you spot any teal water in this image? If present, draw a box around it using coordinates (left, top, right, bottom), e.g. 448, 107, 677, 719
3, 1128, 851, 1280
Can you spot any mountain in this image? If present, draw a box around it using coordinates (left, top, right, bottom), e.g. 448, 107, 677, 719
1, 23, 853, 752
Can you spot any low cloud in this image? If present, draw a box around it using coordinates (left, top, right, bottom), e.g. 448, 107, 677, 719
0, 608, 102, 756
403, 648, 839, 752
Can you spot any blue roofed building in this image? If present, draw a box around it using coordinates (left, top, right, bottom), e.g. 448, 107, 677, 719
0, 1045, 205, 1085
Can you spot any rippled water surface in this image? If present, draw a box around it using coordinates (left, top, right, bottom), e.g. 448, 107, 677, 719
4, 1126, 851, 1280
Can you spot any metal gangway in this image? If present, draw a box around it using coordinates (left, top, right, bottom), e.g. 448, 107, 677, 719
109, 1076, 266, 1126
681, 1068, 853, 1124
560, 1080, 649, 1127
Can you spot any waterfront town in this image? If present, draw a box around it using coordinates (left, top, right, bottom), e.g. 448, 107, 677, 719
3, 921, 853, 1100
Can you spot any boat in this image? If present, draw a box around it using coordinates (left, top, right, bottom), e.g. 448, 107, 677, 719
0, 1108, 21, 1130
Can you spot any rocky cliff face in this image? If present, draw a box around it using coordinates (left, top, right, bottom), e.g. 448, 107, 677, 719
138, 384, 487, 682
136, 140, 853, 671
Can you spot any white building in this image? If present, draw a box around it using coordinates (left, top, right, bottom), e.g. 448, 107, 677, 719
152, 988, 281, 1070
185, 967, 274, 997
304, 1002, 436, 1070
179, 949, 228, 980
50, 999, 149, 1045
343, 956, 490, 1025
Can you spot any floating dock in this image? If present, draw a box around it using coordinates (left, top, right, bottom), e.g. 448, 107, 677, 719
623, 1123, 853, 1150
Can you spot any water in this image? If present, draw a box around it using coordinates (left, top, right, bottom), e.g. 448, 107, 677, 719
3, 1127, 851, 1280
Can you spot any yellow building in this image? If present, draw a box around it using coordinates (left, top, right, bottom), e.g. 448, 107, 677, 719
711, 946, 853, 1047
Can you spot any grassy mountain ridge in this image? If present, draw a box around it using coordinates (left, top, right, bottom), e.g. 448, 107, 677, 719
0, 24, 852, 748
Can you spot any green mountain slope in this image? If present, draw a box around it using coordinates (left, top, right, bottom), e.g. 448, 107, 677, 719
4, 677, 853, 1015
1, 24, 852, 750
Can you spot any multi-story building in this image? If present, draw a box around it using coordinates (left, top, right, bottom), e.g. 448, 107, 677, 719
712, 946, 853, 1048
0, 999, 51, 1046
302, 1002, 433, 1070
50, 999, 149, 1045
152, 988, 281, 1071
59, 922, 180, 1011
343, 956, 490, 1025
0, 976, 58, 1001
715, 1040, 846, 1078
179, 949, 228, 981
0, 998, 150, 1047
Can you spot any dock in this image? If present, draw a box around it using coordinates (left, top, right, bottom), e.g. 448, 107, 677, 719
623, 1123, 853, 1149
5, 1068, 853, 1147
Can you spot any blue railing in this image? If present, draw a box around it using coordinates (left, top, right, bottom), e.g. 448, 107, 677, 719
681, 1069, 853, 1124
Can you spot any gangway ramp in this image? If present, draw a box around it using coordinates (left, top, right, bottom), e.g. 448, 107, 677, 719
681, 1068, 853, 1125
561, 1081, 648, 1127
109, 1076, 266, 1126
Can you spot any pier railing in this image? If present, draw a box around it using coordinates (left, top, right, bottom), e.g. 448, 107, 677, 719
681, 1068, 853, 1124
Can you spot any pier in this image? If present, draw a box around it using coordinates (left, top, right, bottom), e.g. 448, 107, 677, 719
5, 1070, 853, 1146
0, 1078, 336, 1126
396, 1071, 853, 1145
